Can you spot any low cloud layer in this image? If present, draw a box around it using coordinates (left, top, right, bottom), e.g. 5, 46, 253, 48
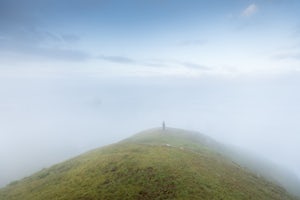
1, 74, 300, 187
1, 0, 300, 190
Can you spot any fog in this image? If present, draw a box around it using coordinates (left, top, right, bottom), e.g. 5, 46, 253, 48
1, 73, 300, 187
1, 0, 300, 188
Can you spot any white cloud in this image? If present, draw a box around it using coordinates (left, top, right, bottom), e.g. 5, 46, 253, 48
242, 4, 258, 17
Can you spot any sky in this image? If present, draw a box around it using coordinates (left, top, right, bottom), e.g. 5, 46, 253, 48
1, 0, 300, 187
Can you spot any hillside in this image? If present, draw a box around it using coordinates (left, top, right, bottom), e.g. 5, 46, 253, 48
0, 128, 298, 200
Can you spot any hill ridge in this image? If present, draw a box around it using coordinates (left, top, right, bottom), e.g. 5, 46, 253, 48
0, 128, 299, 200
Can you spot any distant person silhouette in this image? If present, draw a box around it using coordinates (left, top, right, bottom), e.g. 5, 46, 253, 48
162, 121, 166, 131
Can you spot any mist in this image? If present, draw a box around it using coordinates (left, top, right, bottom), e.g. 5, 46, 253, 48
1, 0, 300, 189
1, 73, 300, 187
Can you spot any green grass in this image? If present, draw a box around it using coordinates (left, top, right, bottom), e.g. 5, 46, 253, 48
0, 128, 298, 200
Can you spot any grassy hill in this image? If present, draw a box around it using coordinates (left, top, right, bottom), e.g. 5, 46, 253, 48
0, 128, 298, 200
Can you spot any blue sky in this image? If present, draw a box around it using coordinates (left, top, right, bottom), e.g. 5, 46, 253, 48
1, 0, 300, 77
1, 0, 300, 188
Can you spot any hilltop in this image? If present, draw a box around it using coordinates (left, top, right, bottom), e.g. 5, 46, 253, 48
0, 128, 298, 200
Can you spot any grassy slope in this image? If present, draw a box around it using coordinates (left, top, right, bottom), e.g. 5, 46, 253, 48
0, 128, 298, 200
